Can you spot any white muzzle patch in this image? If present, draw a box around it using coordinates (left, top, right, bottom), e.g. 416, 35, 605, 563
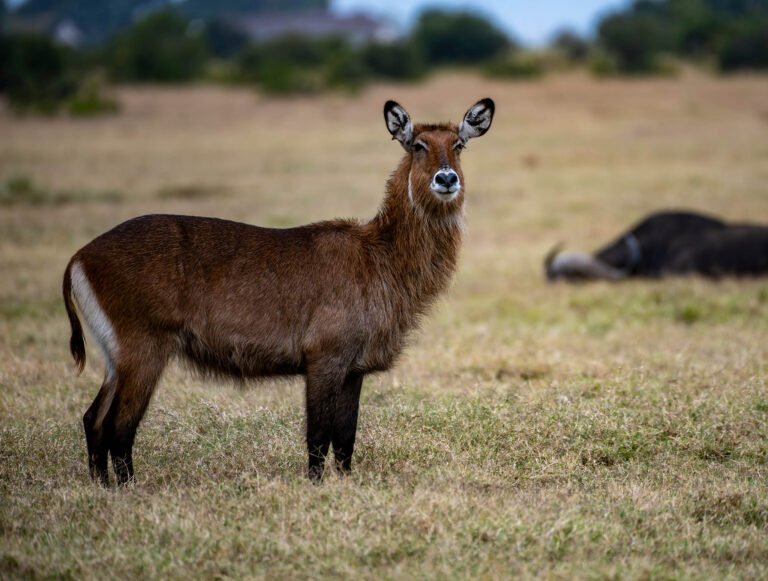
430, 168, 461, 201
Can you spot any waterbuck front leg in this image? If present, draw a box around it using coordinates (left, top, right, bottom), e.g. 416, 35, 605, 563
305, 359, 352, 482
332, 371, 364, 474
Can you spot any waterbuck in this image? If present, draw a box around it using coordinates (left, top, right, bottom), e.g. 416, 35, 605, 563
545, 210, 768, 281
63, 98, 495, 486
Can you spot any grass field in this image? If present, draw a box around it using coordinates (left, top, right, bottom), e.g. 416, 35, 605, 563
2, 71, 768, 579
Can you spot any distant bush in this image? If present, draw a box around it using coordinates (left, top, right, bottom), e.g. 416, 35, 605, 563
484, 52, 546, 79
551, 29, 591, 62
324, 48, 368, 92
107, 11, 208, 83
359, 41, 426, 81
202, 18, 250, 58
0, 33, 78, 113
235, 36, 371, 94
257, 62, 324, 94
0, 33, 121, 116
718, 16, 768, 71
598, 8, 679, 74
236, 36, 327, 93
589, 49, 621, 76
66, 74, 119, 116
411, 9, 512, 66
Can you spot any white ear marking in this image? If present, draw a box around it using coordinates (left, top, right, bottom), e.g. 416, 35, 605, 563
458, 98, 495, 142
384, 100, 414, 150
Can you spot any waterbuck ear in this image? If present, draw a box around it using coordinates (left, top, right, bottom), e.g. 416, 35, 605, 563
384, 100, 413, 150
458, 98, 495, 142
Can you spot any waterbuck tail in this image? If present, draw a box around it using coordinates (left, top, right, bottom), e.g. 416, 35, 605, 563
63, 260, 86, 374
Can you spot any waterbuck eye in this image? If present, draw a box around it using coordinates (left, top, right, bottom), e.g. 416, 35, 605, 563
412, 141, 427, 153
453, 141, 466, 152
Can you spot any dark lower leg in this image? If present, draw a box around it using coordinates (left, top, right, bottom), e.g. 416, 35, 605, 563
110, 432, 136, 486
108, 388, 154, 487
306, 400, 332, 482
305, 362, 347, 482
83, 380, 114, 486
307, 434, 331, 482
332, 372, 364, 474
84, 422, 109, 486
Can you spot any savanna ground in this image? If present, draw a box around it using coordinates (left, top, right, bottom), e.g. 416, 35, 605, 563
1, 71, 768, 579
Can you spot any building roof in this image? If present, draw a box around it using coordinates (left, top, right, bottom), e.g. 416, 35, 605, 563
231, 11, 398, 44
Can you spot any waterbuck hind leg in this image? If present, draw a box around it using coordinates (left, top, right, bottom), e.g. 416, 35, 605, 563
83, 376, 116, 486
305, 360, 351, 482
332, 372, 364, 474
106, 342, 169, 487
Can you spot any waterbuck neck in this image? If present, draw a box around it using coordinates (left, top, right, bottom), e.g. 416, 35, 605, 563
368, 155, 464, 306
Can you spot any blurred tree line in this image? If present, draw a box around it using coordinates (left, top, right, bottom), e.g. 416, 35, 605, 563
1, 0, 767, 114
596, 0, 768, 73
0, 4, 511, 111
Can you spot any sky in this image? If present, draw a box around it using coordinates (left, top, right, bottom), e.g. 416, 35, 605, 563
333, 0, 633, 45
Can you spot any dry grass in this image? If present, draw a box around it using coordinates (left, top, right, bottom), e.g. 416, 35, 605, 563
2, 71, 768, 579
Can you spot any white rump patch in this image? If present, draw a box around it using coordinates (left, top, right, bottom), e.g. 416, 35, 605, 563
71, 261, 119, 381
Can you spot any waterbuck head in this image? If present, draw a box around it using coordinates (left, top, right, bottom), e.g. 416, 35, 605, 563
384, 98, 494, 211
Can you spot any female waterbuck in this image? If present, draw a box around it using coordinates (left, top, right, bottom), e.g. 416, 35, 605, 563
63, 98, 495, 485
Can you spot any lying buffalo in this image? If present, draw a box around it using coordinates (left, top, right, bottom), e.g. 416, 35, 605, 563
545, 210, 768, 281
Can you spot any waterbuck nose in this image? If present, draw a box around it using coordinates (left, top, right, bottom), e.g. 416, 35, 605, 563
434, 170, 459, 189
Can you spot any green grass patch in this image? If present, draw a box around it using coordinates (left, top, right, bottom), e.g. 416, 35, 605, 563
0, 176, 123, 207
